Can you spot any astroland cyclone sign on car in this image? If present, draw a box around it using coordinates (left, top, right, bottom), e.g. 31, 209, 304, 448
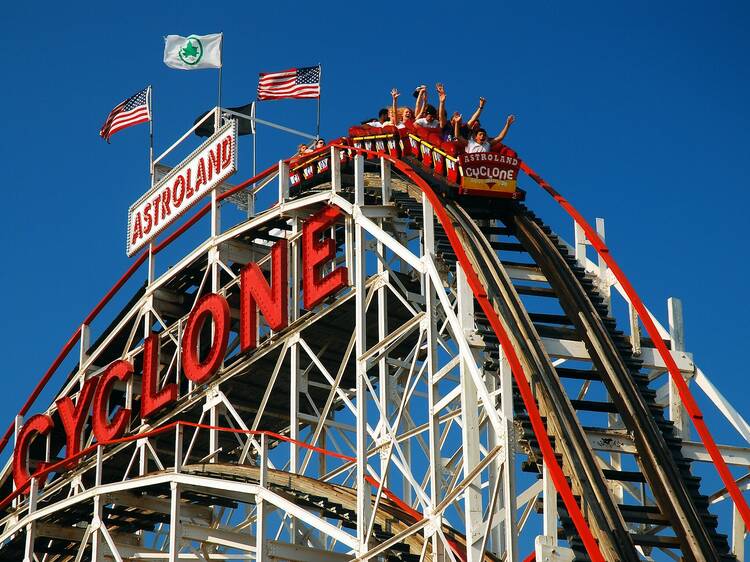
459, 151, 520, 196
127, 119, 238, 256
13, 204, 349, 491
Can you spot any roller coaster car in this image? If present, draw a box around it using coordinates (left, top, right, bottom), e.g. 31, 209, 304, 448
348, 124, 524, 200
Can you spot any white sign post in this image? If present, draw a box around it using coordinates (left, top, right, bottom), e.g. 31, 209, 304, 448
127, 120, 238, 256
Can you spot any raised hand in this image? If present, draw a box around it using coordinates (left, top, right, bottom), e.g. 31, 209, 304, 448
436, 83, 446, 102
478, 97, 486, 108
451, 112, 462, 124
391, 88, 400, 100
506, 114, 516, 124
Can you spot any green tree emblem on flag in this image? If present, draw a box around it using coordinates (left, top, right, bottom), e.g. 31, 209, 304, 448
178, 36, 203, 66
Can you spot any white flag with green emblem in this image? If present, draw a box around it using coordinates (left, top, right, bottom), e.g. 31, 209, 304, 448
164, 33, 222, 70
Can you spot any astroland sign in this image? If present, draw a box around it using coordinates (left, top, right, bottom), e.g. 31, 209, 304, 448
127, 120, 238, 256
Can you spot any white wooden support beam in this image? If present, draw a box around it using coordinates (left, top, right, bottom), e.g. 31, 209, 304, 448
91, 494, 104, 562
733, 502, 746, 561
542, 462, 557, 544
380, 157, 391, 203
169, 481, 181, 562
278, 160, 290, 203
535, 535, 575, 561
422, 194, 445, 562
574, 222, 586, 268
499, 351, 518, 561
457, 265, 483, 562
330, 147, 341, 193
257, 434, 268, 562
354, 154, 372, 553
377, 209, 390, 486
595, 218, 610, 313
79, 324, 90, 382
668, 297, 689, 438
22, 478, 37, 562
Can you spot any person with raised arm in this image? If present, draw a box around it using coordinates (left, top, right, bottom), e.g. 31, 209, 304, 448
436, 83, 448, 129
414, 85, 427, 118
464, 115, 516, 153
465, 96, 486, 133
390, 88, 414, 128
450, 112, 463, 142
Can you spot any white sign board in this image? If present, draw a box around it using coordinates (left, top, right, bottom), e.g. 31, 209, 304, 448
127, 120, 238, 256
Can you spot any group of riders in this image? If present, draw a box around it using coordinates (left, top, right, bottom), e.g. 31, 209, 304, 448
292, 83, 515, 161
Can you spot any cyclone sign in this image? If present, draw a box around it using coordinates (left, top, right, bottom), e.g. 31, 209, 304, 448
459, 152, 520, 194
127, 120, 237, 256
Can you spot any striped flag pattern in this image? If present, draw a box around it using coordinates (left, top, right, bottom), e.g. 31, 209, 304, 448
100, 87, 151, 142
257, 66, 321, 100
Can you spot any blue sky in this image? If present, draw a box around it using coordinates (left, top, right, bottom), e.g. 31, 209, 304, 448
1, 0, 749, 534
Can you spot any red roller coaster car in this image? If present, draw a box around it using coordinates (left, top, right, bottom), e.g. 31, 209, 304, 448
349, 123, 523, 199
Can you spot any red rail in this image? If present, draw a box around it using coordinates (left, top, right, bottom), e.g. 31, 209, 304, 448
520, 161, 750, 531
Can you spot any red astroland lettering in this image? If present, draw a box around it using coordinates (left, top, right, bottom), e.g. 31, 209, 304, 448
207, 143, 221, 181
92, 360, 133, 442
240, 239, 289, 351
182, 293, 231, 384
140, 332, 177, 419
195, 157, 207, 191
303, 205, 348, 309
131, 213, 143, 245
56, 377, 98, 458
221, 135, 233, 168
13, 413, 54, 490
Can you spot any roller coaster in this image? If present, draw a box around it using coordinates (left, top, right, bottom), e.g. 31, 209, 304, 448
1, 110, 749, 561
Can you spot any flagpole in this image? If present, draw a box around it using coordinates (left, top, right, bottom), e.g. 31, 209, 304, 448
315, 64, 322, 138
148, 85, 154, 187
215, 33, 223, 132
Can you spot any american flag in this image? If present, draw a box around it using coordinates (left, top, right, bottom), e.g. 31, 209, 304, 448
257, 66, 321, 100
100, 86, 151, 142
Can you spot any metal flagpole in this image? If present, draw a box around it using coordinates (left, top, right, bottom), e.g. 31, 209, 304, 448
315, 64, 321, 138
148, 85, 154, 187
215, 33, 223, 132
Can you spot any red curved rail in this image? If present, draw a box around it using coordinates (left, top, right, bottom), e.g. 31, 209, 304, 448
520, 161, 750, 531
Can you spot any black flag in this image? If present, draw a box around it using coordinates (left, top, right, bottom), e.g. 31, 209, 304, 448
194, 102, 254, 137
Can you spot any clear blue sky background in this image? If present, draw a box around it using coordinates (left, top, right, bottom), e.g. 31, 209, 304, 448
1, 0, 749, 534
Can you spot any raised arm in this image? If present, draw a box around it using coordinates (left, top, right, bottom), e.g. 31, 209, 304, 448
466, 97, 486, 128
436, 83, 447, 129
391, 88, 400, 125
451, 112, 465, 144
491, 114, 516, 144
414, 85, 427, 118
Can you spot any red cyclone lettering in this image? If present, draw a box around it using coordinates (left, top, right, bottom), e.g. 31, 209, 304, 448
93, 360, 133, 442
182, 294, 230, 384
56, 377, 98, 458
140, 333, 177, 419
240, 240, 289, 351
13, 414, 54, 490
303, 205, 349, 310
